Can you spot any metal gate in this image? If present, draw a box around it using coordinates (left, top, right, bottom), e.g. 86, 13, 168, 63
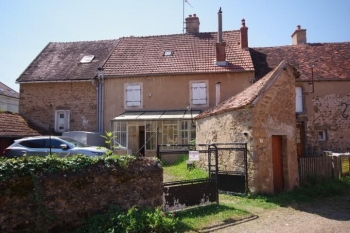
157, 144, 218, 211
213, 143, 248, 194
157, 143, 247, 211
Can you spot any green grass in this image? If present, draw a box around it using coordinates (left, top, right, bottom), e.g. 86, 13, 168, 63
162, 155, 208, 182
174, 176, 350, 232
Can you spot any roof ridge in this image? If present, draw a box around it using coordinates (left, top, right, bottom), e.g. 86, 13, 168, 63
49, 39, 120, 44
119, 30, 239, 39
251, 41, 350, 49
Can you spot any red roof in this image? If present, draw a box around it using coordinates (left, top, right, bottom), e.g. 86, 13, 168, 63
104, 31, 254, 77
250, 42, 350, 81
196, 61, 289, 119
0, 112, 40, 137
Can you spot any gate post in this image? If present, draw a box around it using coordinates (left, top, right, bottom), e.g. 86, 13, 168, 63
208, 144, 219, 205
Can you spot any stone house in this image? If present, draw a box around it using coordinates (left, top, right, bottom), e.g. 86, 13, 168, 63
103, 12, 254, 156
0, 112, 40, 156
0, 82, 19, 113
250, 26, 350, 157
16, 40, 119, 134
195, 61, 299, 193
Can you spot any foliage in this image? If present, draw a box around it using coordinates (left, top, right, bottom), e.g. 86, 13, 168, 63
0, 154, 136, 181
162, 154, 208, 181
71, 206, 178, 233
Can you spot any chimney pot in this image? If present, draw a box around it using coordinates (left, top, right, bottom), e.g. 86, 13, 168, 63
193, 14, 196, 17
297, 25, 301, 29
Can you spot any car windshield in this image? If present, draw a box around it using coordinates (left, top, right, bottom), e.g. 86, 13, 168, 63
59, 137, 89, 147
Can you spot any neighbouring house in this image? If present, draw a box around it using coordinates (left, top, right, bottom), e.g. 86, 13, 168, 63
0, 111, 40, 156
103, 12, 254, 156
16, 40, 119, 134
0, 82, 19, 113
250, 25, 350, 157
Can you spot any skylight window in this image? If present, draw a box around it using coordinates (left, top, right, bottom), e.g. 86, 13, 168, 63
163, 50, 174, 56
80, 55, 95, 63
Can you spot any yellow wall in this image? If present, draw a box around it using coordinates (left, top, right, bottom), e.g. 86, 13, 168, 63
104, 71, 254, 130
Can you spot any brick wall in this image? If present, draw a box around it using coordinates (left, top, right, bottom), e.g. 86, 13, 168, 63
19, 82, 97, 133
0, 158, 163, 232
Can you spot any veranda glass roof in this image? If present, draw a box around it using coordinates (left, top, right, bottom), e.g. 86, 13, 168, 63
113, 110, 200, 121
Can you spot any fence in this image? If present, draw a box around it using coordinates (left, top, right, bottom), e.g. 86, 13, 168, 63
298, 155, 350, 184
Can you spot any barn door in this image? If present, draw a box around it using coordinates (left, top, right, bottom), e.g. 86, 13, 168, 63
272, 135, 284, 193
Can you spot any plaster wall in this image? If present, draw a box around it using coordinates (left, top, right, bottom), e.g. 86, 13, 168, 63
104, 71, 253, 130
0, 95, 19, 113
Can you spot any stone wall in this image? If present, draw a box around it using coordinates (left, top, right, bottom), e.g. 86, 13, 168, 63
251, 66, 298, 193
196, 64, 299, 194
19, 82, 97, 133
0, 158, 163, 233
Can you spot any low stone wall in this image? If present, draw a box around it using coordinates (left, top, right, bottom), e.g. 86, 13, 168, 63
0, 158, 163, 232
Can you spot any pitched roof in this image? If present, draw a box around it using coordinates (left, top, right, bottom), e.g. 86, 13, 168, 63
250, 42, 350, 81
0, 82, 19, 99
103, 31, 254, 77
0, 112, 40, 137
17, 40, 119, 83
196, 61, 288, 119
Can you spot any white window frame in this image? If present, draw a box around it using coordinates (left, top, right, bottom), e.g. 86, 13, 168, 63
190, 80, 209, 107
54, 110, 70, 133
124, 83, 142, 109
296, 86, 303, 113
113, 121, 127, 147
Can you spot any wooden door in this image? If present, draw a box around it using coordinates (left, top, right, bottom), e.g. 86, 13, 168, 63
272, 135, 284, 193
296, 123, 305, 158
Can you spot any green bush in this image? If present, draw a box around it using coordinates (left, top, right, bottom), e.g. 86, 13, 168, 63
0, 154, 136, 181
72, 206, 178, 233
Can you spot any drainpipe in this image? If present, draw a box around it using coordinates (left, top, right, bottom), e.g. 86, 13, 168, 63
97, 67, 104, 133
215, 82, 221, 106
92, 76, 99, 132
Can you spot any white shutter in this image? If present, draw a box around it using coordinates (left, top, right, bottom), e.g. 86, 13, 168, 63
192, 82, 207, 105
126, 84, 141, 107
295, 87, 303, 113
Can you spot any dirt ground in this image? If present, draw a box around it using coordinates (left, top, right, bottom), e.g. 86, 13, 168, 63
198, 195, 350, 233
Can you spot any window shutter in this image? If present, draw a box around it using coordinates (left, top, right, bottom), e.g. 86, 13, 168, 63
295, 87, 303, 112
126, 84, 141, 107
192, 82, 207, 105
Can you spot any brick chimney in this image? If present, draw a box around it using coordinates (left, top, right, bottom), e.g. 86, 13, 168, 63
216, 8, 227, 66
291, 25, 307, 45
240, 19, 248, 49
185, 14, 200, 33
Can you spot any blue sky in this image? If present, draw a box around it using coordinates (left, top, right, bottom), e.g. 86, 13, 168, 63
1, 0, 350, 92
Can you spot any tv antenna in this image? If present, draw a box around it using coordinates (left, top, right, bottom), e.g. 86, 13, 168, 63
183, 0, 193, 33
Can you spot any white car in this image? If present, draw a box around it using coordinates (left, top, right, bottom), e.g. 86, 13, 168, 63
3, 136, 110, 158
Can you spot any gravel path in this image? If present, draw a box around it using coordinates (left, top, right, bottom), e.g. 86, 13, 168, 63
199, 195, 350, 233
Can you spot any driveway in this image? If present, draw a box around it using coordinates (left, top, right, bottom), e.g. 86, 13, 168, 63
198, 195, 350, 233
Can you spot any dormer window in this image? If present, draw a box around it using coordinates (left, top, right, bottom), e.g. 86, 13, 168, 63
80, 55, 94, 63
163, 50, 174, 56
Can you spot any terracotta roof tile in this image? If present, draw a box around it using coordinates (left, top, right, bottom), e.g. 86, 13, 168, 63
250, 42, 350, 81
104, 31, 254, 76
17, 40, 119, 83
196, 61, 287, 119
0, 112, 40, 137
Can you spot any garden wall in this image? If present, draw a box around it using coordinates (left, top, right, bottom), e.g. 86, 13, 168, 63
0, 158, 163, 232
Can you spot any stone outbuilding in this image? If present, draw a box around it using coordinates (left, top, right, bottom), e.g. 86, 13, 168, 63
195, 61, 299, 194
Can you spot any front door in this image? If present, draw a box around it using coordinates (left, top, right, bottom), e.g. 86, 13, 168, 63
272, 135, 284, 193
